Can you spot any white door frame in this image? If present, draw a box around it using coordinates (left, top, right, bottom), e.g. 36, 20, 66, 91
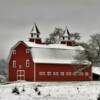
17, 70, 25, 80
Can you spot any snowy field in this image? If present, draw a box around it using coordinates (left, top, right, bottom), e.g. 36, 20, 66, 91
0, 81, 100, 100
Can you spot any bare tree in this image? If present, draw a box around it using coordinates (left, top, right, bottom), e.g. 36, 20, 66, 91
89, 33, 100, 65
0, 59, 7, 76
71, 32, 80, 40
76, 33, 100, 65
73, 43, 91, 75
45, 27, 80, 44
74, 33, 100, 75
45, 28, 64, 44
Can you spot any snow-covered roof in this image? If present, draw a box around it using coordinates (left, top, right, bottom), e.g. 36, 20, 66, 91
92, 67, 100, 75
24, 41, 90, 64
25, 42, 84, 50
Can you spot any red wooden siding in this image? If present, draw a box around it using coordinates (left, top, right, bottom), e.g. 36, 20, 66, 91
35, 63, 92, 81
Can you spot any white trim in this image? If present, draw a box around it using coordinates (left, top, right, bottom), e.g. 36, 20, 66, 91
34, 62, 36, 81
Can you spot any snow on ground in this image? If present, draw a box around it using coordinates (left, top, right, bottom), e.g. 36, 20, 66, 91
0, 81, 100, 100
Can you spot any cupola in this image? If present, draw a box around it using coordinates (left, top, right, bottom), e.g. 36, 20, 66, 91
61, 26, 76, 46
29, 24, 42, 44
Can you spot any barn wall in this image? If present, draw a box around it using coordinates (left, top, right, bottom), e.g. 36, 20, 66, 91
8, 42, 34, 81
35, 63, 92, 81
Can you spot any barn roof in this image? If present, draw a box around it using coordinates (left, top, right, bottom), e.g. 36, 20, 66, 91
25, 41, 90, 64
25, 42, 84, 50
92, 67, 100, 75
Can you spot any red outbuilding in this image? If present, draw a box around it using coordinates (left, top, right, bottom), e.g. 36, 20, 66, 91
8, 24, 92, 81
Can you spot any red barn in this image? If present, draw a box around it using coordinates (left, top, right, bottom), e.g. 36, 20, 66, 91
8, 24, 92, 81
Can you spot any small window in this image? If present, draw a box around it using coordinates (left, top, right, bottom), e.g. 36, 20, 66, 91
39, 72, 45, 76
19, 65, 22, 69
13, 60, 16, 68
66, 72, 69, 76
47, 72, 52, 76
60, 72, 64, 76
85, 72, 89, 76
26, 59, 30, 67
68, 72, 71, 76
66, 72, 71, 76
26, 49, 30, 53
53, 72, 59, 76
12, 49, 16, 54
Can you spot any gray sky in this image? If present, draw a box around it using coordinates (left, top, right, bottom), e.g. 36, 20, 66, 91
0, 0, 100, 59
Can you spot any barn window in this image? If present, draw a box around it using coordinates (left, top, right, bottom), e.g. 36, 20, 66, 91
85, 72, 89, 76
13, 60, 16, 68
60, 72, 65, 76
26, 49, 30, 53
39, 72, 45, 76
53, 72, 59, 76
47, 72, 52, 76
12, 49, 16, 54
66, 72, 69, 76
26, 59, 30, 67
17, 70, 25, 80
66, 72, 71, 76
68, 72, 71, 76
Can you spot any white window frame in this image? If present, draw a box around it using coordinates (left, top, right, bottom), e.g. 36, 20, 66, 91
60, 72, 65, 76
17, 70, 25, 80
53, 72, 59, 76
66, 72, 72, 76
47, 72, 52, 76
26, 49, 30, 53
26, 59, 30, 67
85, 72, 89, 76
66, 72, 69, 76
12, 49, 16, 54
13, 60, 16, 68
68, 72, 71, 76
39, 72, 45, 76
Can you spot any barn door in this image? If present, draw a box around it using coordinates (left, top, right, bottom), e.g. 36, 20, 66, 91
17, 70, 25, 80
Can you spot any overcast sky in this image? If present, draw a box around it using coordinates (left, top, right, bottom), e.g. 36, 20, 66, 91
0, 0, 100, 59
